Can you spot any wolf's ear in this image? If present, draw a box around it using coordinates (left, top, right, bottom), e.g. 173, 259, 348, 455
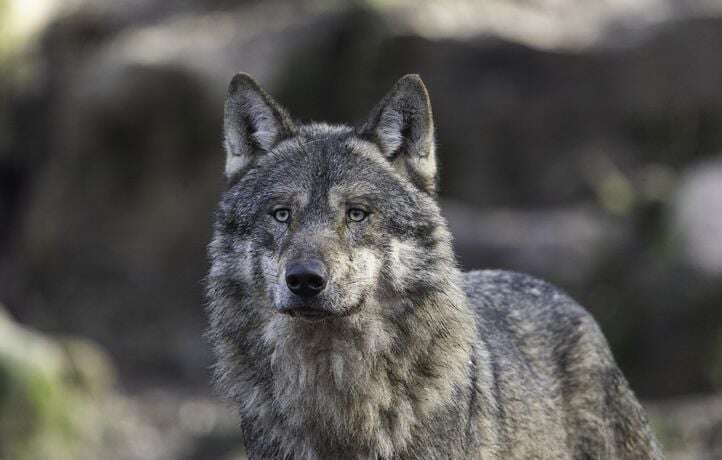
360, 74, 436, 194
223, 73, 295, 178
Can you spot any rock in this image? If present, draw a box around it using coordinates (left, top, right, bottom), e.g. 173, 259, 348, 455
442, 200, 630, 285
672, 156, 722, 276
0, 304, 115, 460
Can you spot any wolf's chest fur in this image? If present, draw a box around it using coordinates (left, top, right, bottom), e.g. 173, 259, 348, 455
243, 296, 475, 458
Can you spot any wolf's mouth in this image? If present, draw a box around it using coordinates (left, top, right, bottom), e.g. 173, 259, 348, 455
285, 307, 332, 322
279, 293, 367, 322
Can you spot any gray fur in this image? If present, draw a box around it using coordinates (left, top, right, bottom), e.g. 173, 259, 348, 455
206, 74, 662, 459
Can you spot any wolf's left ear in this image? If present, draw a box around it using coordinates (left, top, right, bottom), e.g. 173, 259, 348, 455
359, 74, 436, 194
223, 73, 295, 178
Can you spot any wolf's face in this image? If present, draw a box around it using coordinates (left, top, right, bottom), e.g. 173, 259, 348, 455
211, 74, 451, 325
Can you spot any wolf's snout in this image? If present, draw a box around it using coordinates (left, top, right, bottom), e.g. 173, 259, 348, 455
285, 260, 327, 298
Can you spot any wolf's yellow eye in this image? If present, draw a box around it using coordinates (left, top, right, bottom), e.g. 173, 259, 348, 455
273, 208, 290, 223
347, 208, 368, 222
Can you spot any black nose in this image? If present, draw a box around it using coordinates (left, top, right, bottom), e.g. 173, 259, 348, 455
285, 260, 327, 298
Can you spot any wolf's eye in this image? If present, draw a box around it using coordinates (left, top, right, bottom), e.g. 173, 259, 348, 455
272, 208, 291, 223
347, 208, 368, 222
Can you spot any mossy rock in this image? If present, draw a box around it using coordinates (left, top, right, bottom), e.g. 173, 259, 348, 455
0, 305, 115, 460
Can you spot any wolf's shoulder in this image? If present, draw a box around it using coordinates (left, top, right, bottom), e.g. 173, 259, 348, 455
463, 269, 583, 316
463, 269, 607, 353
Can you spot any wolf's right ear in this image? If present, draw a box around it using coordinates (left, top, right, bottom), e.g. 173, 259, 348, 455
223, 73, 295, 178
359, 75, 436, 194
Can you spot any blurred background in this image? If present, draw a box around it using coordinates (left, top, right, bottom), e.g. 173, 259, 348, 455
1, 0, 722, 458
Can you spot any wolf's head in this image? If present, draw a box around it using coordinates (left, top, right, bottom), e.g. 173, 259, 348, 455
209, 74, 458, 326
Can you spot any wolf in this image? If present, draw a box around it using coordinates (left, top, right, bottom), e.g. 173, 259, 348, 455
205, 73, 662, 459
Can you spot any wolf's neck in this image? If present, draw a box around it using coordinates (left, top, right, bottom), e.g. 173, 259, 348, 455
266, 287, 476, 457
